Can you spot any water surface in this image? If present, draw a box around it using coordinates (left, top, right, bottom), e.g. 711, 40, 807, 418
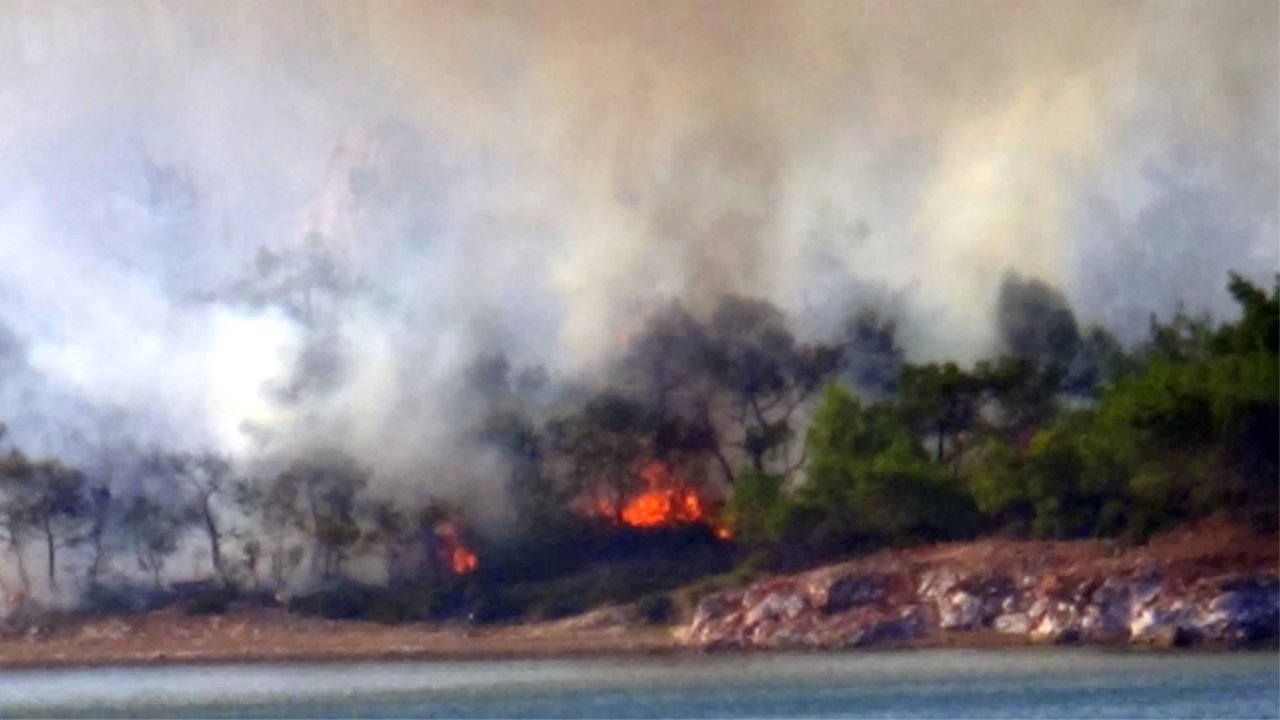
1, 649, 1276, 718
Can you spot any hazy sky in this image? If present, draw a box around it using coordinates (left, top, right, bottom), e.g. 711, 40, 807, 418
0, 1, 1274, 484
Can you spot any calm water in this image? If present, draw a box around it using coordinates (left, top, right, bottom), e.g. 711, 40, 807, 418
0, 649, 1276, 718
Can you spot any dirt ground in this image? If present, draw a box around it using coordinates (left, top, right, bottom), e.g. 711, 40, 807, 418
0, 518, 1272, 669
0, 606, 682, 669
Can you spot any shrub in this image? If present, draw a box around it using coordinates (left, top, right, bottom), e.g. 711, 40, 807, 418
184, 585, 240, 616
635, 593, 674, 625
287, 582, 380, 620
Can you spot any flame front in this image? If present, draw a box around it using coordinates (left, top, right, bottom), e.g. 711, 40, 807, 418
620, 461, 707, 526
599, 460, 731, 539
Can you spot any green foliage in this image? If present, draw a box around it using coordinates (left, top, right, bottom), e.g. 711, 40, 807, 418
723, 469, 787, 545
1086, 278, 1279, 534
0, 271, 1272, 624
727, 272, 1280, 560
898, 361, 983, 467
969, 272, 1279, 540
779, 385, 978, 557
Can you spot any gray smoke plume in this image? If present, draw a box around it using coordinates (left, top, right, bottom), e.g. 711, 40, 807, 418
0, 0, 1274, 525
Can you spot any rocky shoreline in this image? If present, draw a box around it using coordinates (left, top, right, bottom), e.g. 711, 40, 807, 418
0, 522, 1274, 668
681, 523, 1279, 651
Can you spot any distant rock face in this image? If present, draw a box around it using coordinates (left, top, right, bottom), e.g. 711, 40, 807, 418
679, 540, 1279, 651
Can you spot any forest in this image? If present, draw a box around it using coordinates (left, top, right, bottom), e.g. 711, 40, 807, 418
0, 271, 1275, 625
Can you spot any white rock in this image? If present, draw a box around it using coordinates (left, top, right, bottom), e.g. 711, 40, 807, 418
743, 591, 806, 627
994, 613, 1030, 635
939, 591, 983, 630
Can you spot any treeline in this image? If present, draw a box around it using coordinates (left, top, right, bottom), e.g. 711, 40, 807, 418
0, 446, 474, 606
0, 271, 1274, 622
728, 273, 1278, 560
486, 271, 1278, 565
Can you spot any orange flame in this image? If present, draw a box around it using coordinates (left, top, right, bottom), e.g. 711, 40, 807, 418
620, 461, 706, 526
436, 521, 478, 575
450, 546, 478, 574
595, 460, 732, 539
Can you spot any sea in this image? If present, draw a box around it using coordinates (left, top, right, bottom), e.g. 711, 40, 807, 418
0, 648, 1276, 718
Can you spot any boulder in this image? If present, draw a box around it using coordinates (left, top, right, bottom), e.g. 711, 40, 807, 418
1196, 582, 1280, 643
1079, 603, 1129, 641
917, 567, 961, 600
813, 572, 889, 613
1030, 602, 1081, 643
821, 607, 926, 649
1130, 604, 1194, 645
743, 590, 807, 627
854, 614, 923, 648
994, 613, 1030, 635
1131, 573, 1163, 607
938, 590, 983, 630
689, 589, 744, 631
679, 539, 1277, 652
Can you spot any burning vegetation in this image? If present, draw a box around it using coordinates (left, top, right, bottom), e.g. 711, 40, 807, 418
0, 273, 1274, 630
591, 460, 731, 540
435, 521, 478, 575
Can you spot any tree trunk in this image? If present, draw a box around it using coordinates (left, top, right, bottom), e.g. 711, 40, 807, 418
712, 451, 737, 485
43, 520, 56, 590
87, 529, 104, 586
202, 500, 223, 580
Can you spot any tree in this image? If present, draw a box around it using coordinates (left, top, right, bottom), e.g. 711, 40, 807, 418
0, 449, 36, 593
782, 385, 977, 556
282, 455, 368, 580
147, 452, 234, 581
544, 391, 647, 523
1213, 272, 1279, 356
234, 474, 306, 588
0, 449, 91, 592
723, 469, 787, 546
838, 309, 904, 398
995, 273, 1081, 373
479, 408, 566, 533
618, 302, 714, 419
1061, 326, 1128, 397
1094, 300, 1279, 534
368, 500, 415, 585
971, 273, 1280, 540
617, 303, 730, 484
706, 296, 841, 477
898, 362, 982, 471
84, 485, 111, 587
26, 461, 87, 590
972, 357, 1059, 445
123, 496, 182, 590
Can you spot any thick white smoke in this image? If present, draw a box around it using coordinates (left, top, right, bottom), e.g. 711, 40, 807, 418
0, 0, 1274, 518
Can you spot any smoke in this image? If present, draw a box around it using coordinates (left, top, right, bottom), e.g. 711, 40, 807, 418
0, 1, 1274, 523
